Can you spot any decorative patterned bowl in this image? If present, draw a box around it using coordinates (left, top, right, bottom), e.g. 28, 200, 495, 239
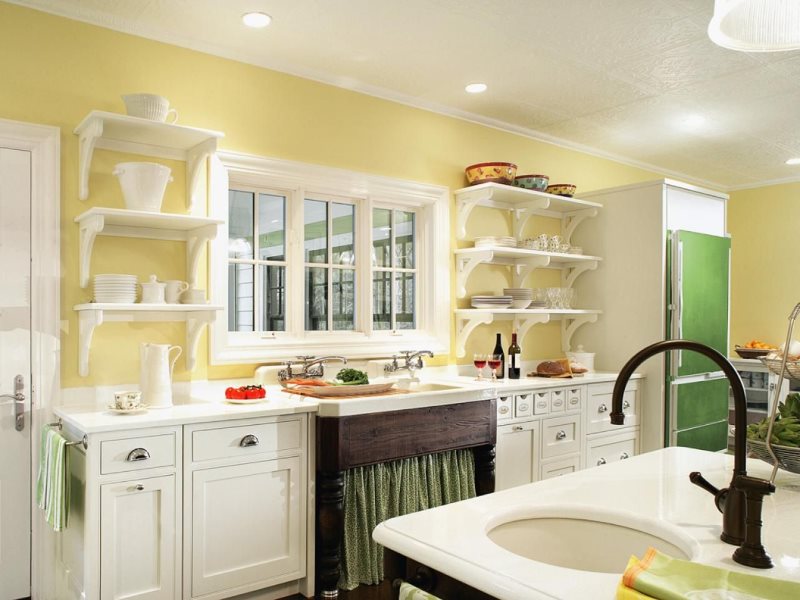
513, 174, 549, 191
465, 162, 517, 186
546, 183, 577, 197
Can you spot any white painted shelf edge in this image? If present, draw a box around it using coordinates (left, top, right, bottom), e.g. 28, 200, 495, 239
74, 110, 224, 209
75, 207, 222, 288
74, 303, 223, 377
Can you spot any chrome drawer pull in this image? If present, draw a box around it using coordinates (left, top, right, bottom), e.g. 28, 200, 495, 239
556, 430, 567, 440
597, 457, 607, 466
598, 403, 608, 413
623, 400, 631, 410
126, 448, 151, 462
240, 434, 260, 448
620, 452, 630, 460
512, 425, 524, 432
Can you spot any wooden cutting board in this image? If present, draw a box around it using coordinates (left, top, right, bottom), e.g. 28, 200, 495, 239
282, 387, 408, 399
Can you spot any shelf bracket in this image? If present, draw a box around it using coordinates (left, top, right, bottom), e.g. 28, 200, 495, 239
78, 214, 106, 288
562, 208, 598, 245
513, 207, 537, 240
514, 313, 552, 343
512, 255, 550, 288
561, 313, 599, 353
455, 250, 494, 298
186, 224, 219, 287
186, 311, 215, 370
456, 189, 494, 239
77, 118, 104, 201
78, 309, 104, 377
562, 260, 599, 288
186, 138, 217, 212
455, 311, 494, 357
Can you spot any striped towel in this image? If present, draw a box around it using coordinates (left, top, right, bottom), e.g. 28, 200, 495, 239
35, 428, 70, 531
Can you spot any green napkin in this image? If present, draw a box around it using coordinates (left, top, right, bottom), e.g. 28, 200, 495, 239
624, 548, 800, 600
398, 582, 441, 600
35, 428, 70, 531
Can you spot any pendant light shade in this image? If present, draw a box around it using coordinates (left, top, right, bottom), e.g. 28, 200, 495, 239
708, 0, 800, 51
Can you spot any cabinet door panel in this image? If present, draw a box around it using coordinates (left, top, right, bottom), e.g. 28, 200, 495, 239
100, 475, 177, 600
495, 422, 537, 491
191, 457, 303, 597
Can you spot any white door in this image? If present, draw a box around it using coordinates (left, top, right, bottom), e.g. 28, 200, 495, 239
495, 421, 538, 491
0, 147, 32, 599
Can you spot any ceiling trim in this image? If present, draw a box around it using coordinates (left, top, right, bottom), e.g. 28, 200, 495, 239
10, 0, 775, 193
725, 174, 800, 192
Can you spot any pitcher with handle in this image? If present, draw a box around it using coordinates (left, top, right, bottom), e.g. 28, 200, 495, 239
140, 343, 182, 408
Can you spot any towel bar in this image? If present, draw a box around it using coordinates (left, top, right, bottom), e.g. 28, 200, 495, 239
47, 420, 88, 450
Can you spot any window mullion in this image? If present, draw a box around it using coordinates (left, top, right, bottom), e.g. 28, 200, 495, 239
253, 194, 262, 332
288, 187, 305, 339
327, 200, 333, 331
361, 197, 373, 336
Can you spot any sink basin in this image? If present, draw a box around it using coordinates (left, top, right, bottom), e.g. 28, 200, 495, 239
487, 505, 698, 573
395, 382, 462, 393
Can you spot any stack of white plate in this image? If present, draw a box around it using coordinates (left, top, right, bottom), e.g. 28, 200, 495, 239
94, 274, 138, 304
474, 236, 517, 248
471, 295, 513, 309
503, 288, 533, 309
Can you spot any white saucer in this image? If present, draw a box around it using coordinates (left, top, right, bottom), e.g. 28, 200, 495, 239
107, 404, 149, 414
225, 399, 266, 405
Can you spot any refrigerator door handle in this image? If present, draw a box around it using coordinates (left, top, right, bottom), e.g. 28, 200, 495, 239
676, 239, 684, 368
671, 371, 727, 385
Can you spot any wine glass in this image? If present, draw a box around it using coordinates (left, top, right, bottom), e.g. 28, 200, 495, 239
473, 353, 487, 380
487, 354, 502, 382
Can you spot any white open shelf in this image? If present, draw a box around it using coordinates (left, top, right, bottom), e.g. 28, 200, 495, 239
74, 303, 223, 377
74, 110, 224, 210
455, 182, 602, 239
75, 207, 223, 288
454, 246, 601, 298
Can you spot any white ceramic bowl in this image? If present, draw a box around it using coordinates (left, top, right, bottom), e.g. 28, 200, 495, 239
113, 162, 173, 212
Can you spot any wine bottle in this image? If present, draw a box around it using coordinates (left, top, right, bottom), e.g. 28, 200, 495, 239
492, 332, 505, 379
508, 331, 521, 379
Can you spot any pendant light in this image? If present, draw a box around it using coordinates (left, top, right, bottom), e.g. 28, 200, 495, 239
708, 0, 800, 52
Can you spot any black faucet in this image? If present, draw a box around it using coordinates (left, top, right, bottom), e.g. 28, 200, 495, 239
611, 339, 775, 569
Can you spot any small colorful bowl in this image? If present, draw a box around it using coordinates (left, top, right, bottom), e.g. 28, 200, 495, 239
513, 174, 549, 191
465, 162, 517, 186
545, 183, 577, 197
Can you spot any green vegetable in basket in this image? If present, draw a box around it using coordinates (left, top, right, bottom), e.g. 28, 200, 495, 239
779, 392, 800, 420
334, 368, 369, 385
747, 415, 800, 447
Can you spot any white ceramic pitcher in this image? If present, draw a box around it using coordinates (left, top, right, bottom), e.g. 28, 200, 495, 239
140, 343, 182, 408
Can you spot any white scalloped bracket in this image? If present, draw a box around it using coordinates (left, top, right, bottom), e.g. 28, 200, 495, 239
78, 214, 106, 288
186, 311, 216, 370
562, 208, 598, 245
561, 313, 599, 352
77, 119, 104, 201
514, 313, 552, 343
511, 255, 551, 288
186, 224, 219, 287
186, 138, 217, 212
455, 189, 493, 239
455, 311, 494, 357
562, 260, 599, 288
78, 309, 104, 377
455, 249, 493, 298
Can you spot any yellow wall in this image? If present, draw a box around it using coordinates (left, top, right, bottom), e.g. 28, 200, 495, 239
729, 182, 800, 349
0, 2, 666, 387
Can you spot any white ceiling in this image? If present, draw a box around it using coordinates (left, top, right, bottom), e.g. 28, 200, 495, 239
12, 0, 800, 189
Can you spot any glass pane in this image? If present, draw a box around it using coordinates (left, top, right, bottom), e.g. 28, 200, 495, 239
258, 193, 285, 261
228, 263, 254, 332
228, 190, 254, 259
260, 264, 285, 332
305, 199, 328, 263
332, 202, 355, 266
372, 208, 391, 267
395, 210, 415, 268
372, 271, 392, 330
332, 269, 355, 331
305, 266, 328, 330
395, 272, 416, 330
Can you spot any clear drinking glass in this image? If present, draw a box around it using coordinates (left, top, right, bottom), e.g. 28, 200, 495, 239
473, 353, 487, 380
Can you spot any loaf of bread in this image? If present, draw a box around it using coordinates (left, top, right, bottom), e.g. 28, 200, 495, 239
569, 361, 588, 374
536, 360, 566, 375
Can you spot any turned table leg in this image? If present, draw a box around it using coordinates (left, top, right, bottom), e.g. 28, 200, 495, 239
473, 444, 496, 496
316, 470, 344, 599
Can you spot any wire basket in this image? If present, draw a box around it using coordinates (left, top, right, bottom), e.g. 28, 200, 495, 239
759, 356, 800, 380
747, 439, 800, 474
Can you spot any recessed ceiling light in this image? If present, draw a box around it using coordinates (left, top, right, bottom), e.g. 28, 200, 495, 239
786, 158, 800, 165
465, 83, 487, 94
242, 12, 271, 28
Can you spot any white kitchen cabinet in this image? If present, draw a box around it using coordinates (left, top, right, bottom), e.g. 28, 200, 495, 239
496, 420, 539, 490
453, 182, 604, 357
100, 475, 178, 600
586, 380, 640, 434
586, 430, 639, 468
539, 454, 580, 480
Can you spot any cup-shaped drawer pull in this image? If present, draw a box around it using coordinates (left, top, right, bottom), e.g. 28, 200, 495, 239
240, 434, 260, 448
623, 400, 631, 410
552, 391, 563, 397
499, 406, 510, 414
134, 484, 144, 491
597, 457, 607, 466
620, 452, 630, 460
512, 425, 524, 432
555, 429, 567, 440
536, 393, 547, 399
597, 403, 608, 413
126, 448, 151, 462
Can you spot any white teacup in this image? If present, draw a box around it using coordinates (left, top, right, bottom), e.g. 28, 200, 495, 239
164, 280, 189, 304
180, 287, 207, 305
113, 390, 142, 410
122, 93, 178, 123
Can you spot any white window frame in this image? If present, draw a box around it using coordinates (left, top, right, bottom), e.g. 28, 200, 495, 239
209, 151, 450, 363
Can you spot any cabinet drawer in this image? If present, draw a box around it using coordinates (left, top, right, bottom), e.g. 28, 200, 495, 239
497, 395, 513, 421
550, 389, 566, 413
587, 432, 638, 468
533, 391, 551, 415
100, 433, 176, 475
587, 380, 639, 434
192, 418, 302, 463
514, 393, 533, 418
566, 386, 583, 412
496, 421, 538, 491
540, 455, 580, 480
541, 413, 581, 459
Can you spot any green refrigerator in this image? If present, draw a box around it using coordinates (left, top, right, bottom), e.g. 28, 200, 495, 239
666, 230, 731, 451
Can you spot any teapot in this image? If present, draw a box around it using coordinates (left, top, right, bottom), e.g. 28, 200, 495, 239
140, 343, 182, 408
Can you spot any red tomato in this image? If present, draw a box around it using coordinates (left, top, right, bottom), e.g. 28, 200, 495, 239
224, 386, 236, 399
258, 387, 266, 399
229, 387, 246, 400
245, 388, 260, 399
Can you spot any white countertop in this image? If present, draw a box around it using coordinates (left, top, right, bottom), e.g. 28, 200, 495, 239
373, 447, 800, 600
